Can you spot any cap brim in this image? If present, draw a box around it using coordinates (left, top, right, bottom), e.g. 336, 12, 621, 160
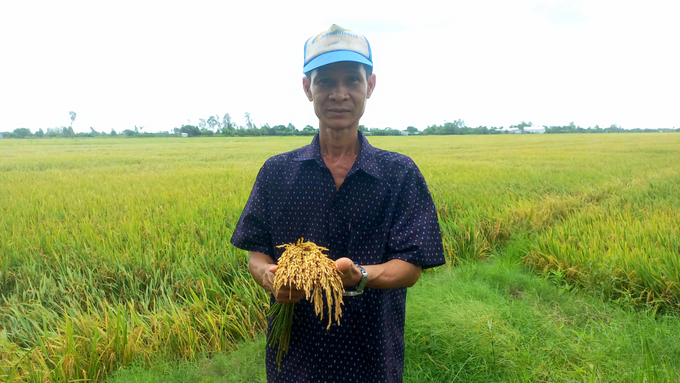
303, 50, 372, 74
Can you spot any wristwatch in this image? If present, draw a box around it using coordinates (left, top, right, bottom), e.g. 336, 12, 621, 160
343, 263, 368, 296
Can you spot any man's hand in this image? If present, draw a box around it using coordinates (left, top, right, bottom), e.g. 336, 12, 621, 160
251, 252, 422, 299
336, 257, 423, 290
336, 257, 362, 287
249, 252, 306, 304
262, 265, 306, 303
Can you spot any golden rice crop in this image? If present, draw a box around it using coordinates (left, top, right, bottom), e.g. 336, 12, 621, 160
268, 238, 344, 368
274, 239, 343, 327
1, 133, 679, 381
521, 175, 680, 312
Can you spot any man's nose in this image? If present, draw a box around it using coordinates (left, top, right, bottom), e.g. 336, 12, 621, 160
329, 84, 349, 100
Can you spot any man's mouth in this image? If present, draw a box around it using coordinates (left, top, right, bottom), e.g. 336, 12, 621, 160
328, 108, 350, 113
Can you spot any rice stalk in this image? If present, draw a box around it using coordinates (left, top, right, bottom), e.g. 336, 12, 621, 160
267, 238, 344, 369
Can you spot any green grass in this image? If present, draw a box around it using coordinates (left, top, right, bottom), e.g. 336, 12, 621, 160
404, 262, 680, 382
1, 133, 679, 381
106, 261, 680, 382
107, 337, 267, 383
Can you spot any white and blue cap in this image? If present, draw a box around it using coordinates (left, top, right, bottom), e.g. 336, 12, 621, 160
303, 24, 372, 75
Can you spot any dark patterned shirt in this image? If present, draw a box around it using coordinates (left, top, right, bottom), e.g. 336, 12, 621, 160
231, 131, 445, 383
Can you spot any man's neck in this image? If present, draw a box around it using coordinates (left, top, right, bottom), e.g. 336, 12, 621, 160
318, 126, 360, 158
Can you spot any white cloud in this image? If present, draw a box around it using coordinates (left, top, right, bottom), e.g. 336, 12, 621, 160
534, 0, 588, 24
0, 0, 678, 133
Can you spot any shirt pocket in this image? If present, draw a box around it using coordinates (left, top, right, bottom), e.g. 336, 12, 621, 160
347, 225, 388, 264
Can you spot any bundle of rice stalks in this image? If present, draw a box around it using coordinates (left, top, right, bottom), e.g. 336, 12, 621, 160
267, 238, 344, 368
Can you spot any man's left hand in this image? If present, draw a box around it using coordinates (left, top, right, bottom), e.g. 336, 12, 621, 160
336, 257, 362, 287
335, 258, 423, 290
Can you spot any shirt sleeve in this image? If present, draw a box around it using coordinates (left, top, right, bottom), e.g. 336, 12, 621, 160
230, 162, 274, 257
386, 164, 446, 269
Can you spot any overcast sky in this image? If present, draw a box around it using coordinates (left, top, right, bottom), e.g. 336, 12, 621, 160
1, 0, 678, 133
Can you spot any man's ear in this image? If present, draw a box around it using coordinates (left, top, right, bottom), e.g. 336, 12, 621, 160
302, 76, 313, 101
366, 73, 376, 99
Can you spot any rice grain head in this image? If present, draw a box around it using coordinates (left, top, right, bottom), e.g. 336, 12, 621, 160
274, 238, 344, 329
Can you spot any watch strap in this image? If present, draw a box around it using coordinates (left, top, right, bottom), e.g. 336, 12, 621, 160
343, 263, 367, 296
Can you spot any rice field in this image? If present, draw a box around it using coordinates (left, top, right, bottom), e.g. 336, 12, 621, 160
1, 133, 679, 381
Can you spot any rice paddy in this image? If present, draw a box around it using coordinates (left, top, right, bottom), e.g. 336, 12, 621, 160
1, 133, 679, 381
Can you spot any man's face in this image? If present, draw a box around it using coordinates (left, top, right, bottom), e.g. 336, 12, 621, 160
303, 61, 376, 131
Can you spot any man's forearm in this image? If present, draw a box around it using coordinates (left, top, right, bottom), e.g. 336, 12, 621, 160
363, 259, 422, 289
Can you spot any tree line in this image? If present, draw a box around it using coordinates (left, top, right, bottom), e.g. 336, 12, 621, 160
176, 112, 319, 137
418, 121, 679, 135
2, 111, 678, 138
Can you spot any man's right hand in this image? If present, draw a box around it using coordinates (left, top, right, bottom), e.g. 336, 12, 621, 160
261, 264, 306, 303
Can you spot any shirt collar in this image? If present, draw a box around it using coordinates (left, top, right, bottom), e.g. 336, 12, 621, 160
293, 130, 382, 179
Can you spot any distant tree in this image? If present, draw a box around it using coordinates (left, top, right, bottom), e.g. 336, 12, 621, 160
46, 127, 62, 138
13, 128, 32, 138
271, 125, 286, 135
62, 126, 75, 137
222, 113, 232, 129
180, 124, 201, 137
260, 123, 273, 136
473, 126, 489, 134
90, 127, 100, 136
35, 128, 45, 138
69, 111, 76, 128
421, 119, 466, 135
221, 113, 236, 136
604, 124, 623, 133
358, 125, 367, 132
544, 122, 585, 134
207, 116, 218, 131
368, 127, 401, 136
110, 129, 117, 136
199, 119, 207, 130
406, 126, 418, 134
567, 122, 577, 133
271, 124, 293, 136
245, 112, 255, 130
302, 125, 317, 136
122, 129, 136, 137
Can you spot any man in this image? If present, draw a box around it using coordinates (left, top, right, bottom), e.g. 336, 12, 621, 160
231, 24, 445, 382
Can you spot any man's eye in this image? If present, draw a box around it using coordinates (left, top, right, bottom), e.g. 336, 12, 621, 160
350, 76, 360, 82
